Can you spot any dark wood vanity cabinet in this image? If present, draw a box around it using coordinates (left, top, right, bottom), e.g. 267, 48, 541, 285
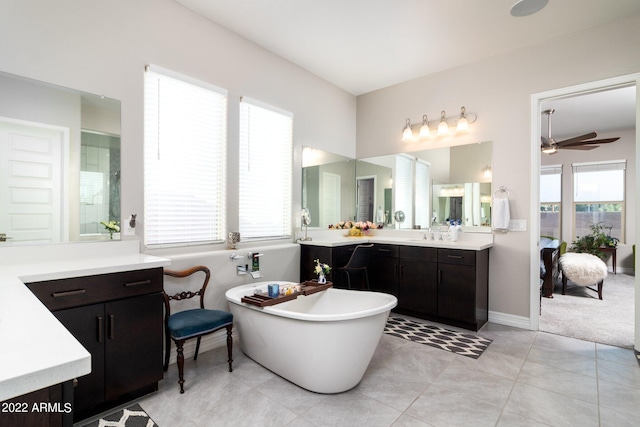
26, 268, 164, 422
368, 244, 437, 316
300, 242, 490, 331
437, 248, 489, 330
299, 244, 357, 288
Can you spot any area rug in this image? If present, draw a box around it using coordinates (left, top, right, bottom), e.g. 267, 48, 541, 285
384, 316, 492, 359
82, 403, 158, 427
540, 273, 634, 349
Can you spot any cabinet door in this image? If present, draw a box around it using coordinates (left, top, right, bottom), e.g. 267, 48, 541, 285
399, 260, 438, 315
104, 293, 163, 401
437, 263, 476, 324
53, 303, 105, 416
368, 245, 399, 295
300, 245, 331, 283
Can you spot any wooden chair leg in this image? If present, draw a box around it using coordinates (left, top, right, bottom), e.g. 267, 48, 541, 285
562, 275, 567, 295
176, 339, 186, 394
194, 336, 201, 361
226, 324, 233, 372
163, 328, 171, 372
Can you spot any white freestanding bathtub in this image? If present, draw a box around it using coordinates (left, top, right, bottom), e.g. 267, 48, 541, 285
225, 282, 397, 393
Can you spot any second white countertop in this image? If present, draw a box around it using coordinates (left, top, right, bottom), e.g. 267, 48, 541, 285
297, 229, 493, 251
0, 240, 171, 402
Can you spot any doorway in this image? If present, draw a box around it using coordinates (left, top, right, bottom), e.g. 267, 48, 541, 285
356, 176, 375, 222
531, 74, 640, 351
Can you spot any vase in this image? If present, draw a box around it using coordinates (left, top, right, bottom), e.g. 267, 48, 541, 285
318, 273, 326, 284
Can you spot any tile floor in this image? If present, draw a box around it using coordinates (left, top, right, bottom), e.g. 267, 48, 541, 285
129, 319, 640, 427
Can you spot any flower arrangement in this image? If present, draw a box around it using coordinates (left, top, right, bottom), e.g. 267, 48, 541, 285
314, 259, 331, 283
100, 220, 120, 239
328, 221, 383, 231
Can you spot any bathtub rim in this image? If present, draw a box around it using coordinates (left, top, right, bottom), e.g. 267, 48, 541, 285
225, 281, 397, 322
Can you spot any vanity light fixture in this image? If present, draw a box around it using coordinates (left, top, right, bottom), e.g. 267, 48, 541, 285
482, 165, 492, 178
401, 107, 477, 141
402, 118, 413, 141
437, 111, 449, 136
457, 106, 469, 132
419, 115, 430, 138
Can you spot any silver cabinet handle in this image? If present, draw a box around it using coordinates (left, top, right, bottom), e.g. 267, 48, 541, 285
52, 289, 86, 298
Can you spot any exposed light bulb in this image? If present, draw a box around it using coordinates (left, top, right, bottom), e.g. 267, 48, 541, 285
457, 106, 469, 132
437, 111, 449, 135
402, 118, 413, 141
419, 114, 430, 138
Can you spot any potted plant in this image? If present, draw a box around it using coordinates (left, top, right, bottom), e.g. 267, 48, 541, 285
569, 222, 619, 259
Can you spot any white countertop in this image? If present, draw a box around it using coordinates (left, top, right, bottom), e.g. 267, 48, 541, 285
0, 240, 170, 401
297, 229, 493, 251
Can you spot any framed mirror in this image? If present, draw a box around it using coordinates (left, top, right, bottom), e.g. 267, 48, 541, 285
0, 70, 121, 244
302, 147, 355, 228
356, 141, 492, 232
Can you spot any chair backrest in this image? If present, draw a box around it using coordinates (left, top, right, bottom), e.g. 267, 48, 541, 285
342, 244, 374, 269
162, 266, 211, 317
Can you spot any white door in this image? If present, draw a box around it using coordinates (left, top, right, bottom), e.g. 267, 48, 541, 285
0, 120, 65, 243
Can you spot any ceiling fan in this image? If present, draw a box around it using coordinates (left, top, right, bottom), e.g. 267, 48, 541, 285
541, 108, 619, 154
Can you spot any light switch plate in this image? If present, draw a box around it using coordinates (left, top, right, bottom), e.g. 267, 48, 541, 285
124, 215, 136, 236
508, 219, 527, 232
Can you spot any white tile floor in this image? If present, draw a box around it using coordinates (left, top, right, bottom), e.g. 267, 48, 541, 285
126, 320, 640, 427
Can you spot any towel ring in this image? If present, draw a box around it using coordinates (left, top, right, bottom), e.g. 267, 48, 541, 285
493, 186, 510, 199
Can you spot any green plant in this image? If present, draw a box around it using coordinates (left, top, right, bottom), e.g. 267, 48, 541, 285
570, 222, 619, 259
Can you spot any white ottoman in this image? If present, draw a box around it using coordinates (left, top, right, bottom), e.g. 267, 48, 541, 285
559, 252, 607, 299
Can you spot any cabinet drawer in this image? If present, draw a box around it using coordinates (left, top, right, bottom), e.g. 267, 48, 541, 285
371, 244, 398, 258
26, 268, 163, 311
438, 249, 476, 266
399, 246, 437, 261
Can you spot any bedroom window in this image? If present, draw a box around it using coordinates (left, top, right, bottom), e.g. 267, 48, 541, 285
238, 97, 293, 240
143, 65, 227, 247
572, 160, 625, 243
540, 165, 562, 238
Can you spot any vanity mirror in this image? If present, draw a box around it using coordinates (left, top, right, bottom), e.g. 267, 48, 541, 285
0, 70, 121, 244
302, 147, 355, 228
356, 141, 492, 232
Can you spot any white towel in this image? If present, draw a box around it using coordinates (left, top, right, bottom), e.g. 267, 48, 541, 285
492, 197, 510, 232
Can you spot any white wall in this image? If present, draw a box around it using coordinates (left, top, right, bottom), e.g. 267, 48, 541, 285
356, 14, 640, 323
0, 0, 357, 249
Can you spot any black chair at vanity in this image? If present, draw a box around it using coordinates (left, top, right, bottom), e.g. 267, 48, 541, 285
337, 244, 374, 290
162, 266, 233, 393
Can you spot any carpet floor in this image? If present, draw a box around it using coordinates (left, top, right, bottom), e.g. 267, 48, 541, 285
539, 272, 635, 349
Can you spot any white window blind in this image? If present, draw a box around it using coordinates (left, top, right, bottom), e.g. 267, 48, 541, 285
540, 165, 562, 203
144, 65, 227, 246
394, 154, 413, 229
239, 97, 293, 239
573, 160, 625, 202
414, 159, 431, 228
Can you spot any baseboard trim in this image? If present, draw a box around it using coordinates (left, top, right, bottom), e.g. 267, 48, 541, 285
488, 310, 533, 330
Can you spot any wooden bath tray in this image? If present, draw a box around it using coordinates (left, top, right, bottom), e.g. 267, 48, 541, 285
241, 281, 333, 307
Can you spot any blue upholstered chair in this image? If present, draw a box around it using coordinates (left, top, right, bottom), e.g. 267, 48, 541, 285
163, 266, 233, 393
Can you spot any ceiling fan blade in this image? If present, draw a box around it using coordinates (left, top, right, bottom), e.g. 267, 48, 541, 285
561, 137, 620, 147
559, 144, 599, 150
556, 132, 598, 147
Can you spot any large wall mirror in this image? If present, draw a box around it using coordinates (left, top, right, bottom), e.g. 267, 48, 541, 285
0, 71, 121, 244
302, 147, 355, 228
356, 141, 492, 232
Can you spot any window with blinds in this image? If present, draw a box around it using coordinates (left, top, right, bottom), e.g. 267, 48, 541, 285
143, 66, 227, 247
572, 160, 625, 243
540, 164, 562, 238
239, 97, 293, 239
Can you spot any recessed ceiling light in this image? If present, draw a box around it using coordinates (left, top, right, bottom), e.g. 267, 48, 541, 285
510, 0, 549, 17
